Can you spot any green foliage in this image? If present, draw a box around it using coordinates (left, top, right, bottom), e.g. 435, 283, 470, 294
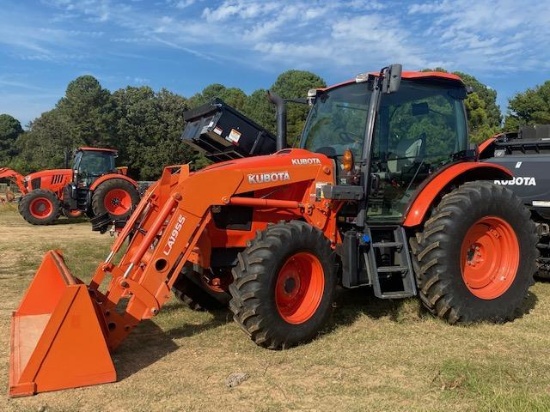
56, 75, 116, 148
15, 110, 73, 173
463, 92, 500, 144
504, 80, 550, 130
455, 71, 502, 143
454, 71, 501, 128
270, 70, 326, 146
187, 84, 247, 112
112, 87, 193, 180
423, 68, 502, 143
0, 114, 23, 165
242, 89, 276, 135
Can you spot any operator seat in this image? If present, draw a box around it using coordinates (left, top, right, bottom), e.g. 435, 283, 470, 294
387, 135, 424, 174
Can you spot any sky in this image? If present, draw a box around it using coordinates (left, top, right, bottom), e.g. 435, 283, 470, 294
1, 0, 550, 127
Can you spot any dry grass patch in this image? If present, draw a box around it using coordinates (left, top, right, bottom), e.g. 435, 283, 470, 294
0, 206, 549, 411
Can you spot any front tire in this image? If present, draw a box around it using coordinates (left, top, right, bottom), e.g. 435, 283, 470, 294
91, 178, 140, 220
19, 189, 60, 225
229, 221, 337, 349
411, 181, 537, 323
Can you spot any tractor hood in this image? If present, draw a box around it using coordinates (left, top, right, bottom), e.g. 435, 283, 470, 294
24, 169, 72, 191
195, 148, 336, 193
25, 169, 72, 181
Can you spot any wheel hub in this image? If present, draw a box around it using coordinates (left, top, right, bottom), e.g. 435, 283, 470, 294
465, 245, 483, 268
31, 199, 52, 217
282, 274, 299, 296
275, 253, 325, 324
461, 216, 519, 300
103, 188, 131, 215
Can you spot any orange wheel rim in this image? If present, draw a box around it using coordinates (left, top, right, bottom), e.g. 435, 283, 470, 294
461, 216, 519, 300
275, 252, 325, 324
30, 198, 53, 218
103, 189, 132, 215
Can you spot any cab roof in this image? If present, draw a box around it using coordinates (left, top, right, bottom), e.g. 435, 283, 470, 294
323, 70, 465, 91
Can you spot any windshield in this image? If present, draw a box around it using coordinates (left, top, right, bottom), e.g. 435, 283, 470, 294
301, 82, 370, 159
73, 150, 116, 186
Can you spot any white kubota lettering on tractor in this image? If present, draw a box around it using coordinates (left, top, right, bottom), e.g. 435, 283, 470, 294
247, 171, 291, 184
494, 177, 537, 186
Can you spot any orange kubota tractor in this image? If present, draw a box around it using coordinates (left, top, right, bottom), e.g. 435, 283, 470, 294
9, 64, 537, 397
0, 147, 140, 229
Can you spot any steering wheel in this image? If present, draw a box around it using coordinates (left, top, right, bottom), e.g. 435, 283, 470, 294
339, 131, 362, 144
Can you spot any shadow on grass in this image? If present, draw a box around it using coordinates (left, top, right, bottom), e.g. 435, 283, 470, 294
51, 216, 89, 225
113, 305, 230, 381
328, 285, 540, 331
520, 290, 539, 317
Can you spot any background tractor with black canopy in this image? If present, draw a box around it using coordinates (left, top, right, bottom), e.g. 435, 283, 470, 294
480, 124, 550, 279
8, 64, 537, 397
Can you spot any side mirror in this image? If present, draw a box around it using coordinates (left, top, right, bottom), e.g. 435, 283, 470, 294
381, 64, 402, 94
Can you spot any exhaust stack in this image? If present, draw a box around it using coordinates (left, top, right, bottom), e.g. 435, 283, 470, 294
267, 90, 287, 151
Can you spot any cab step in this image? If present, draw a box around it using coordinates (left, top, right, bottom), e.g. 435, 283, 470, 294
364, 226, 417, 299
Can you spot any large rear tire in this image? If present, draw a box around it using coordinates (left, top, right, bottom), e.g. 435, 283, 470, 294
229, 221, 337, 349
91, 178, 140, 220
19, 189, 60, 225
411, 181, 537, 323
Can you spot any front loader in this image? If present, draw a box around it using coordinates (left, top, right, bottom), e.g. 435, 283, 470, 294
9, 64, 537, 397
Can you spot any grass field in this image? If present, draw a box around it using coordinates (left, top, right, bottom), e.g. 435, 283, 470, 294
1, 204, 550, 411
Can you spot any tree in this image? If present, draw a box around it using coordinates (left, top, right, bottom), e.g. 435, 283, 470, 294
240, 89, 275, 134
13, 110, 73, 173
503, 81, 550, 131
454, 71, 502, 143
56, 75, 115, 148
0, 114, 23, 165
270, 70, 326, 147
423, 69, 502, 143
187, 84, 248, 112
112, 86, 193, 180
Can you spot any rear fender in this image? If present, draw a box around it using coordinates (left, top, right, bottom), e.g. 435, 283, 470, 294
89, 174, 137, 191
403, 162, 512, 228
477, 137, 497, 157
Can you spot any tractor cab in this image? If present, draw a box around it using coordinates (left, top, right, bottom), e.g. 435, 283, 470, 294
72, 147, 117, 187
301, 71, 470, 223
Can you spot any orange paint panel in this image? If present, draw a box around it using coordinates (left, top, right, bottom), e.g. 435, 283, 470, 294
403, 162, 512, 227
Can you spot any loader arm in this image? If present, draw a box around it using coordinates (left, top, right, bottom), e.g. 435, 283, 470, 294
88, 164, 243, 349
0, 167, 27, 194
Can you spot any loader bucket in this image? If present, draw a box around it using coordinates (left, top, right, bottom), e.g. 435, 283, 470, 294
9, 250, 116, 397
